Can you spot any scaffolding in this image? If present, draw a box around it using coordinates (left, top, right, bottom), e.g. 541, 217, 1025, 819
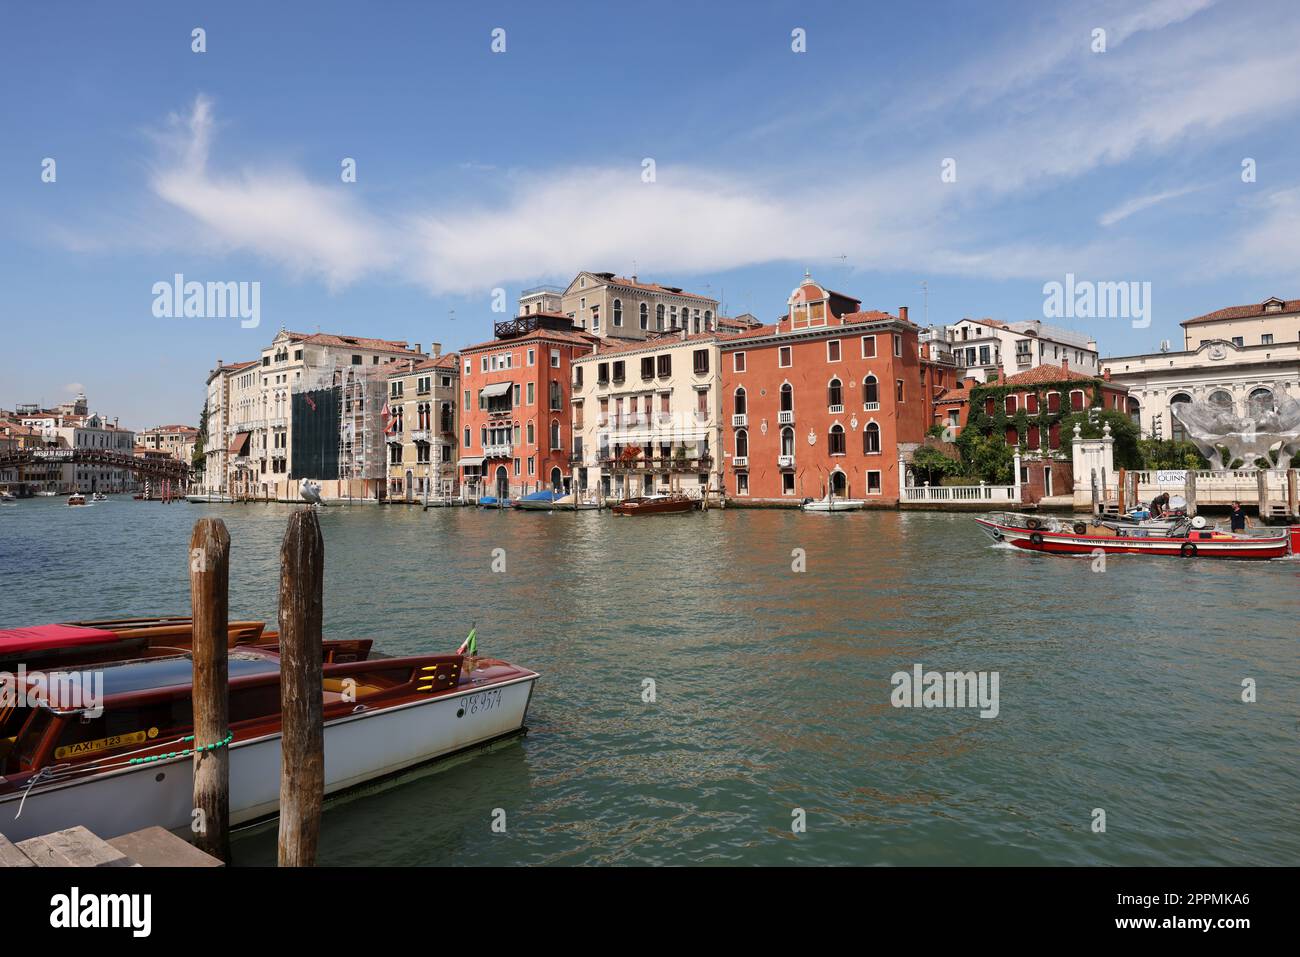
292, 357, 387, 495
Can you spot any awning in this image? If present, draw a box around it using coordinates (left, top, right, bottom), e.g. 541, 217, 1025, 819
480, 381, 513, 399
458, 456, 485, 468
227, 432, 251, 456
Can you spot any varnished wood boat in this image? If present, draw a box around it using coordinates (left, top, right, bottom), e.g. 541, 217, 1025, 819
0, 641, 538, 842
611, 494, 695, 516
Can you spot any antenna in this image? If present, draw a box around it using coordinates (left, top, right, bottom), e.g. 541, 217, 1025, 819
919, 280, 929, 326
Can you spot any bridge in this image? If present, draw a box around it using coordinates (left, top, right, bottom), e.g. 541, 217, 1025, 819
0, 447, 190, 483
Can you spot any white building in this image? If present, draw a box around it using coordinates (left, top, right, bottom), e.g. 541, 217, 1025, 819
1104, 297, 1300, 442
938, 318, 1099, 384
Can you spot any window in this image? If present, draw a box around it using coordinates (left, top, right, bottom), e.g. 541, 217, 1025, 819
733, 352, 746, 372
693, 349, 709, 375
862, 336, 877, 358
640, 303, 649, 330
782, 472, 795, 495
352, 355, 362, 365
734, 388, 747, 416
697, 389, 708, 415
550, 420, 562, 450
828, 378, 843, 409
598, 362, 610, 385
574, 402, 584, 429
550, 349, 560, 368
736, 472, 749, 495
1231, 336, 1243, 347
704, 310, 713, 330
657, 354, 672, 377
780, 383, 793, 412
867, 471, 882, 494
656, 304, 665, 330
735, 429, 748, 457
638, 356, 653, 380
778, 346, 792, 368
613, 299, 623, 327
526, 382, 535, 405
863, 422, 880, 454
863, 376, 879, 406
1070, 389, 1085, 411
1047, 391, 1061, 413
827, 340, 841, 362
1262, 333, 1274, 345
978, 346, 990, 365
1005, 395, 1017, 414
526, 422, 535, 446
1025, 393, 1038, 413
896, 380, 904, 402
527, 348, 535, 366
829, 424, 846, 456
893, 334, 902, 357
591, 305, 600, 331
550, 380, 562, 411
613, 361, 625, 383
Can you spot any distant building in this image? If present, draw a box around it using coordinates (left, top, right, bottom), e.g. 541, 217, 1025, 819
138, 424, 199, 465
12, 396, 136, 493
385, 351, 460, 502
557, 271, 720, 341
937, 318, 1100, 384
1104, 297, 1300, 441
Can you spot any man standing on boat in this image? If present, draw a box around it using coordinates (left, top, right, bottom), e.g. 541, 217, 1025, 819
1229, 501, 1249, 532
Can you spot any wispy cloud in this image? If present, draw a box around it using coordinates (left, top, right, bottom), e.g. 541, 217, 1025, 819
1098, 184, 1206, 226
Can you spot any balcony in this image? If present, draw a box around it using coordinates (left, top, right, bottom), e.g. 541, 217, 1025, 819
484, 443, 512, 458
487, 407, 513, 419
863, 402, 880, 412
386, 433, 404, 445
778, 454, 796, 469
732, 414, 747, 428
410, 429, 431, 443
777, 410, 794, 425
829, 404, 844, 415
732, 456, 748, 468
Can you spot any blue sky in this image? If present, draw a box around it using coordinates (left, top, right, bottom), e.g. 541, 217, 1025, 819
3, 0, 1299, 428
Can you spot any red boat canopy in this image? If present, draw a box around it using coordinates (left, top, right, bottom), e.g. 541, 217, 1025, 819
0, 624, 120, 655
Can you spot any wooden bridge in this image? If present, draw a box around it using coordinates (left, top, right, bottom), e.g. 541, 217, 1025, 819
0, 447, 190, 482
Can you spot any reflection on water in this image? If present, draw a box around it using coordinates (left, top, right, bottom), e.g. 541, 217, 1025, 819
1, 497, 1296, 865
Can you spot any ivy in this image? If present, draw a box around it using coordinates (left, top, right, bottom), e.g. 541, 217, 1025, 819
958, 377, 1105, 470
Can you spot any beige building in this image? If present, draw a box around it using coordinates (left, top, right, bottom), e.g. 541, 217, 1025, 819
385, 352, 460, 502
939, 318, 1100, 383
139, 424, 198, 465
571, 330, 727, 499
1104, 297, 1300, 441
201, 359, 257, 496
557, 272, 720, 342
17, 399, 136, 493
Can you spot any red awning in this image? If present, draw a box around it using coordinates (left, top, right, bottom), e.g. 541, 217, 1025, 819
227, 431, 251, 456
0, 624, 120, 655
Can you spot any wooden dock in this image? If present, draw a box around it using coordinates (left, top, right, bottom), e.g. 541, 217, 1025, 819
0, 826, 223, 868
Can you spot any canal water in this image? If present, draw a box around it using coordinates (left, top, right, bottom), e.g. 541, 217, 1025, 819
1, 496, 1296, 866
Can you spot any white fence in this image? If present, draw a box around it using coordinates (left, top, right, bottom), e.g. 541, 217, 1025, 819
1130, 469, 1290, 506
902, 482, 1018, 502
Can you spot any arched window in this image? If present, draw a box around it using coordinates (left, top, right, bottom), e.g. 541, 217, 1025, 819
613, 298, 623, 326
1169, 392, 1191, 442
550, 420, 561, 450
781, 426, 795, 456
1247, 387, 1274, 417
829, 424, 846, 455
734, 387, 747, 416
828, 378, 843, 409
735, 429, 748, 457
780, 383, 793, 412
704, 309, 713, 330
656, 304, 665, 330
863, 375, 879, 407
1125, 396, 1141, 426
863, 422, 880, 454
639, 302, 649, 330
1208, 389, 1233, 411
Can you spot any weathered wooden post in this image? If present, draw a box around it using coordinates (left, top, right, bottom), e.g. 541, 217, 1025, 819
1117, 467, 1127, 515
1288, 468, 1298, 518
278, 508, 325, 867
189, 517, 231, 864
1257, 468, 1270, 521
1185, 469, 1197, 517
1090, 468, 1099, 516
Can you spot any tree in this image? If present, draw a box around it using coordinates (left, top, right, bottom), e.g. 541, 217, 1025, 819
910, 445, 962, 484
1057, 409, 1142, 469
192, 400, 209, 476
956, 429, 1015, 483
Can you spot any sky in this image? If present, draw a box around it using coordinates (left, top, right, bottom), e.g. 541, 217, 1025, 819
3, 0, 1299, 430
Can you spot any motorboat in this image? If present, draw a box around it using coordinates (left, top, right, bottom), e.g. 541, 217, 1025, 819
476, 495, 512, 508
67, 494, 87, 506
552, 493, 600, 511
186, 492, 236, 504
975, 511, 1299, 560
512, 489, 565, 511
801, 495, 865, 512
0, 630, 538, 842
91, 492, 107, 503
0, 617, 279, 672
611, 494, 695, 516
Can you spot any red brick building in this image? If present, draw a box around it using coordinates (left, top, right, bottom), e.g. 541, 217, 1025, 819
719, 275, 926, 505
457, 314, 596, 498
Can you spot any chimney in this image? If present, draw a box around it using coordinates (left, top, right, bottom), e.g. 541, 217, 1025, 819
899, 306, 909, 323
217, 358, 223, 369
1102, 367, 1111, 381
432, 342, 442, 357
1062, 357, 1070, 373
414, 343, 421, 355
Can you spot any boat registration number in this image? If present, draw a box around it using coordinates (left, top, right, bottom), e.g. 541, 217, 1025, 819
462, 688, 503, 715
55, 730, 149, 759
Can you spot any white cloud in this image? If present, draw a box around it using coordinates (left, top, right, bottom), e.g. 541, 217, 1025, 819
1098, 185, 1206, 226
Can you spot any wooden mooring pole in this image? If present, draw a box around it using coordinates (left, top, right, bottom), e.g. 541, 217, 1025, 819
277, 508, 325, 867
189, 517, 231, 864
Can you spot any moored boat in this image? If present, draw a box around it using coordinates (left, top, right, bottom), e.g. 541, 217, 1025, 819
0, 640, 538, 842
67, 493, 86, 506
975, 511, 1298, 560
476, 495, 511, 508
512, 489, 565, 510
801, 495, 865, 512
0, 617, 287, 671
611, 493, 695, 516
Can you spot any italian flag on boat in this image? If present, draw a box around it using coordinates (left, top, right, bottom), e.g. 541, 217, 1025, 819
456, 628, 477, 656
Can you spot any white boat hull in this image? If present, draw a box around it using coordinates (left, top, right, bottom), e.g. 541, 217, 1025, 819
0, 675, 536, 842
802, 499, 865, 512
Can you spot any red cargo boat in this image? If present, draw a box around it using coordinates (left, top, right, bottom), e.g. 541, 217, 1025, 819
975, 512, 1300, 560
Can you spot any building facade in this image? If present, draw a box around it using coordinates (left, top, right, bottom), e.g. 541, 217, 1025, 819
937, 318, 1100, 384
1104, 297, 1300, 441
719, 275, 926, 504
458, 316, 596, 498
571, 331, 728, 499
385, 353, 460, 502
558, 272, 720, 341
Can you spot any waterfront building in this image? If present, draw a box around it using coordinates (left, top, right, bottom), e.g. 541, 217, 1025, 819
385, 351, 460, 502
201, 359, 257, 496
13, 396, 136, 493
718, 274, 926, 504
138, 424, 198, 464
0, 421, 51, 494
935, 318, 1100, 384
1103, 297, 1300, 441
554, 271, 721, 341
571, 329, 730, 499
458, 313, 597, 498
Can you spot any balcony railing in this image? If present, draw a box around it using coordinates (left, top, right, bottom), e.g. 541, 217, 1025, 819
732, 414, 747, 427
778, 454, 795, 468
829, 404, 844, 415
386, 432, 403, 444
732, 456, 748, 467
777, 410, 794, 425
484, 443, 512, 458
410, 429, 430, 443
863, 402, 880, 412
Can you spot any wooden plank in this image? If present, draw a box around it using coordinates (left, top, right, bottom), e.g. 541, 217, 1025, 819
16, 826, 136, 867
189, 517, 232, 863
107, 827, 224, 867
0, 833, 37, 868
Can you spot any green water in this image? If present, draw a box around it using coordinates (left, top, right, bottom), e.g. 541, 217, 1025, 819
1, 496, 1296, 865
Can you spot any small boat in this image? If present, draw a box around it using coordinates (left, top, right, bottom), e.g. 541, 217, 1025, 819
611, 494, 695, 516
476, 495, 512, 508
91, 492, 107, 503
0, 491, 15, 502
801, 495, 865, 512
0, 633, 538, 843
67, 494, 86, 506
552, 493, 600, 511
512, 489, 565, 511
186, 493, 235, 504
975, 511, 1299, 560
35, 490, 58, 497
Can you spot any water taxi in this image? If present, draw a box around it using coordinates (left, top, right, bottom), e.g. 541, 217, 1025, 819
611, 493, 695, 516
975, 512, 1299, 560
0, 635, 538, 842
67, 494, 86, 506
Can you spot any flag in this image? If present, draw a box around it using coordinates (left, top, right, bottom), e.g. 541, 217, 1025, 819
456, 628, 477, 656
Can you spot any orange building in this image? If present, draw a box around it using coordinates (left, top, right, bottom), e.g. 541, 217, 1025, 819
457, 314, 596, 498
719, 274, 926, 505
